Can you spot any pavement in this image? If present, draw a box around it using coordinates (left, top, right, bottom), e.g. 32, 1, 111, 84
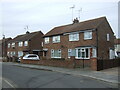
4, 62, 120, 85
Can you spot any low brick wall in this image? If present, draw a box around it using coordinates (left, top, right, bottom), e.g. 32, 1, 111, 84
21, 58, 91, 69
21, 59, 74, 68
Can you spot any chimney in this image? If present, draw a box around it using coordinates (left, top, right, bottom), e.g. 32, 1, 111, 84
26, 31, 30, 34
73, 18, 79, 24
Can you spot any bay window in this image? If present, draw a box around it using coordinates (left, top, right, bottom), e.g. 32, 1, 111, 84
76, 48, 90, 59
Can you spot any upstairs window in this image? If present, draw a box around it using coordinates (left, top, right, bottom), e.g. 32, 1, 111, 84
52, 36, 60, 43
69, 33, 79, 41
107, 34, 110, 41
18, 42, 23, 47
84, 31, 92, 40
44, 37, 49, 44
8, 43, 11, 48
24, 41, 28, 46
12, 43, 15, 47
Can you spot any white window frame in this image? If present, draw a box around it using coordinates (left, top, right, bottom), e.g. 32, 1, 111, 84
84, 31, 92, 40
8, 43, 11, 48
92, 48, 97, 58
76, 47, 90, 59
44, 37, 50, 44
18, 51, 23, 57
12, 43, 15, 47
68, 49, 72, 58
107, 34, 110, 41
51, 49, 61, 58
18, 42, 23, 47
52, 36, 60, 43
24, 41, 28, 46
69, 33, 79, 41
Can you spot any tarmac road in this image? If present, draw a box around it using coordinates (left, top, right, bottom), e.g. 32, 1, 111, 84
2, 63, 118, 88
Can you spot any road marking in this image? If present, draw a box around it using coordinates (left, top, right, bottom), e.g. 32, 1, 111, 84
2, 78, 15, 88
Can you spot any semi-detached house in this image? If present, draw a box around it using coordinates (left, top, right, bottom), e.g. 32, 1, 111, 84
43, 17, 115, 60
7, 31, 44, 58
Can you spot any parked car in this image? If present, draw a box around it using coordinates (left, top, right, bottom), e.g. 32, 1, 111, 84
23, 54, 40, 60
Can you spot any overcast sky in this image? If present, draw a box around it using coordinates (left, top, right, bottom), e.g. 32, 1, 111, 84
0, 0, 119, 39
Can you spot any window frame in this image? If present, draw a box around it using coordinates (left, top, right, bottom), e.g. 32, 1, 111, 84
51, 49, 61, 58
84, 31, 92, 40
107, 34, 110, 41
52, 36, 60, 43
69, 33, 79, 41
76, 48, 90, 59
44, 37, 50, 44
8, 43, 11, 48
18, 41, 23, 47
12, 43, 15, 47
24, 41, 28, 46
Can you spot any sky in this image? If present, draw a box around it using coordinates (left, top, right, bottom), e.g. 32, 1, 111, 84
0, 0, 119, 39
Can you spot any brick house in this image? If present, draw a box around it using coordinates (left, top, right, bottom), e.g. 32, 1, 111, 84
0, 37, 12, 61
7, 31, 44, 59
43, 17, 115, 61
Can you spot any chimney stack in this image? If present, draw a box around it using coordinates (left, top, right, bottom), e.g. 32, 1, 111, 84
73, 18, 79, 24
26, 31, 30, 34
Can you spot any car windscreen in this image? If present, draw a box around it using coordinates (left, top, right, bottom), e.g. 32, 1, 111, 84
28, 55, 37, 58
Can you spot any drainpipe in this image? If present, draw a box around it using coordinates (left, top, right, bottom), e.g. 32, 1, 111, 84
96, 29, 99, 60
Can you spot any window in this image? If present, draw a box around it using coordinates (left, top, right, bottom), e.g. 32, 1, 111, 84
68, 49, 72, 58
51, 49, 61, 58
107, 34, 110, 41
18, 51, 23, 57
7, 52, 10, 56
8, 43, 11, 48
69, 33, 79, 41
84, 31, 92, 40
12, 43, 15, 47
68, 49, 76, 58
76, 48, 90, 59
92, 48, 97, 57
44, 37, 49, 44
52, 36, 60, 43
12, 51, 16, 56
18, 42, 23, 47
41, 42, 43, 47
24, 41, 28, 46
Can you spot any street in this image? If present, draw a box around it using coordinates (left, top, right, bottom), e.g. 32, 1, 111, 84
2, 62, 117, 88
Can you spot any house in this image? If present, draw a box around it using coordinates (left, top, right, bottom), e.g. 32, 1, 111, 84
0, 37, 12, 61
7, 31, 44, 59
114, 38, 120, 58
43, 17, 115, 61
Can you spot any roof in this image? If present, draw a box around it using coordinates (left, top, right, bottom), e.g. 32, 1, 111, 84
44, 17, 107, 37
8, 31, 43, 43
0, 38, 12, 44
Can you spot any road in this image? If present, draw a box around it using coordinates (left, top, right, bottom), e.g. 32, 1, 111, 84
2, 62, 117, 88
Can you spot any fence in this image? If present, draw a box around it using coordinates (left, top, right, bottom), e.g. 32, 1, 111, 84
97, 59, 120, 71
